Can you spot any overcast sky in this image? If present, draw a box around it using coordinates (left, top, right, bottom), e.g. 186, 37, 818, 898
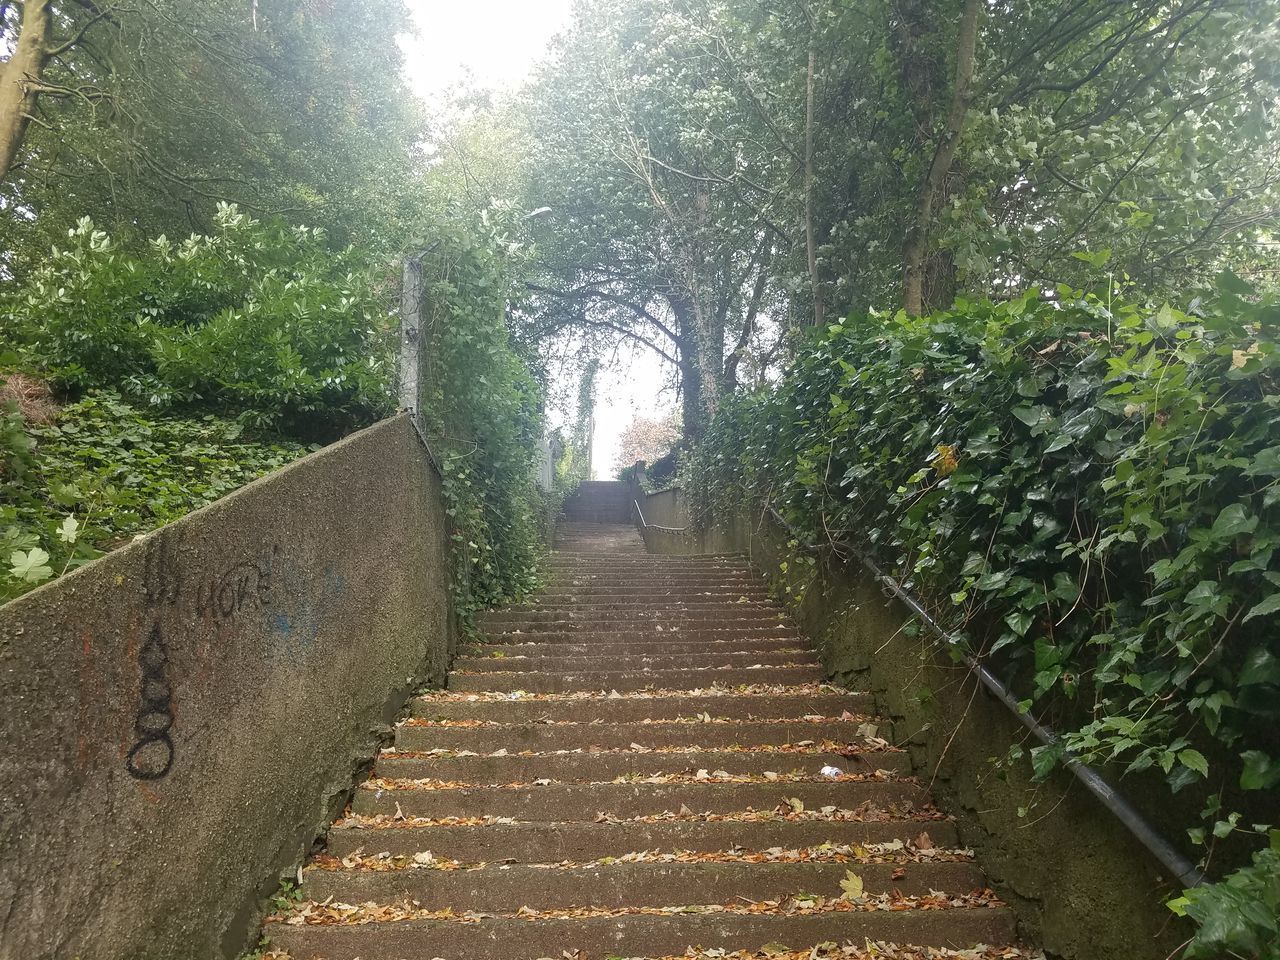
400, 0, 572, 98
399, 0, 678, 478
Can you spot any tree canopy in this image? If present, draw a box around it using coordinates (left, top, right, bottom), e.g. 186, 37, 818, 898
495, 0, 1280, 440
1, 0, 426, 274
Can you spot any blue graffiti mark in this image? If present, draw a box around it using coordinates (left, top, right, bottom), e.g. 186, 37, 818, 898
260, 560, 348, 656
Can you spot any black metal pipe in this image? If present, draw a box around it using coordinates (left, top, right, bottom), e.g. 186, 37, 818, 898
849, 545, 1205, 889
742, 503, 1205, 889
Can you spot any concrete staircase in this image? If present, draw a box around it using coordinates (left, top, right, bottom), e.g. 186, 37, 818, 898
265, 524, 1037, 960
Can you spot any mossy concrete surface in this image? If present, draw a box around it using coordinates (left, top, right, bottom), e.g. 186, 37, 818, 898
637, 492, 1191, 960
0, 414, 455, 960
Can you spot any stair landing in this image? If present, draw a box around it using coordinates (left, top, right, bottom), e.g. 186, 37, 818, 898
264, 523, 1040, 960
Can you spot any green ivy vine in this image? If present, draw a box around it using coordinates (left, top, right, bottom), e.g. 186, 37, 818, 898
687, 275, 1279, 958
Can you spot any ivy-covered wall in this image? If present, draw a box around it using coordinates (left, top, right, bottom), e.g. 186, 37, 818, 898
679, 504, 1187, 959
0, 415, 453, 960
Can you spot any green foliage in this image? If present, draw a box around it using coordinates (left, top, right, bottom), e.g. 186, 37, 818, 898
555, 360, 599, 490
418, 209, 549, 624
3, 0, 427, 275
688, 277, 1279, 956
2, 391, 308, 603
1170, 833, 1280, 959
492, 0, 1280, 437
1, 205, 394, 436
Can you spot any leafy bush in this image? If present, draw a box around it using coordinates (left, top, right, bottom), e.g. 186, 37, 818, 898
688, 277, 1279, 958
2, 391, 308, 603
416, 211, 549, 622
1, 205, 394, 436
1, 206, 550, 624
1171, 832, 1280, 959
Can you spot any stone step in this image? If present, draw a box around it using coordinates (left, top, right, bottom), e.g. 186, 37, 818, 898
483, 626, 801, 643
484, 620, 794, 636
409, 690, 869, 722
451, 650, 820, 672
532, 586, 772, 598
509, 601, 778, 616
266, 523, 1023, 960
396, 718, 879, 752
353, 779, 923, 820
464, 637, 812, 657
447, 665, 825, 693
266, 904, 1018, 960
482, 608, 788, 624
374, 747, 905, 782
326, 813, 960, 860
544, 576, 764, 587
302, 859, 986, 911
545, 565, 751, 575
545, 552, 744, 561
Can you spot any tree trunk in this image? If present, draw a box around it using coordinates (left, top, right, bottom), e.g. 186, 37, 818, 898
679, 351, 704, 444
803, 42, 824, 327
724, 249, 770, 390
670, 292, 716, 445
0, 0, 54, 183
902, 0, 981, 316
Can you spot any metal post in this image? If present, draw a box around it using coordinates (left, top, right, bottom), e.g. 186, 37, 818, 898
398, 254, 423, 418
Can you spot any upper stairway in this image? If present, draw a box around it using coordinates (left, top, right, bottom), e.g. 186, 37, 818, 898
264, 523, 1042, 960
562, 479, 633, 524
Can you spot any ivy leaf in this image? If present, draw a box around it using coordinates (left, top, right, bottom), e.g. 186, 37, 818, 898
1210, 504, 1257, 540
1239, 650, 1280, 687
1044, 434, 1074, 453
1239, 751, 1280, 791
1030, 742, 1064, 780
1005, 610, 1034, 636
1179, 749, 1209, 778
9, 548, 53, 584
1244, 446, 1280, 478
1242, 593, 1280, 623
1012, 406, 1044, 427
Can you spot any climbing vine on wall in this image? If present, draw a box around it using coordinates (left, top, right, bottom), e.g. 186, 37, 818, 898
415, 209, 548, 627
687, 276, 1279, 958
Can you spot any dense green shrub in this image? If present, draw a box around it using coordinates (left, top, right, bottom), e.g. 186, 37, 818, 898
2, 391, 308, 603
416, 211, 549, 622
688, 277, 1279, 957
1, 205, 394, 436
1, 206, 549, 623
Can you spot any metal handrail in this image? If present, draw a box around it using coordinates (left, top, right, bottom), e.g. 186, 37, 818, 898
631, 490, 1204, 889
631, 498, 690, 534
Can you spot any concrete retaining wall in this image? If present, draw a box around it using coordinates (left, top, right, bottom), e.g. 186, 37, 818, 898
645, 493, 1190, 960
0, 414, 455, 960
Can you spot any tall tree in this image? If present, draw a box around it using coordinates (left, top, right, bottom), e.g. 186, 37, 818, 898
474, 0, 1279, 433
1, 0, 426, 273
519, 0, 791, 441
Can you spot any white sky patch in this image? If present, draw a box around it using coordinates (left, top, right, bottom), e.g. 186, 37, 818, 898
592, 345, 679, 479
400, 0, 574, 102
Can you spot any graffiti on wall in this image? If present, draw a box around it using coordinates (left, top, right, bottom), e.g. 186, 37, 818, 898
125, 532, 342, 781
125, 621, 174, 780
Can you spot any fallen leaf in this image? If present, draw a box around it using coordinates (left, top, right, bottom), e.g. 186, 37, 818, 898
839, 870, 865, 902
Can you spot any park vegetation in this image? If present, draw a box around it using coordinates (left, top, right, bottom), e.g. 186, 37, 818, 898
2, 0, 1279, 953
